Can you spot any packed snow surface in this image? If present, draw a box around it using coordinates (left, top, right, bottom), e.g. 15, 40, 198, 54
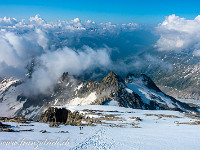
1, 105, 200, 150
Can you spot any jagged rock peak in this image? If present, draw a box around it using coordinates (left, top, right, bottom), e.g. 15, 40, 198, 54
61, 72, 68, 81
101, 72, 125, 86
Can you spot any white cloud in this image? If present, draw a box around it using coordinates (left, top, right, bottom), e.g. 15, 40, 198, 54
25, 46, 111, 95
29, 14, 46, 25
0, 30, 45, 78
73, 18, 80, 23
155, 14, 200, 55
0, 17, 17, 26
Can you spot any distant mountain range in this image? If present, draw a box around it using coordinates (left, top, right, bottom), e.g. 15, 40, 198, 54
138, 52, 200, 100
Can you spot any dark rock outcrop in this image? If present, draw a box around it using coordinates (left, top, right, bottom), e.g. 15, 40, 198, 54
0, 117, 33, 123
0, 122, 11, 128
39, 107, 68, 123
39, 107, 101, 126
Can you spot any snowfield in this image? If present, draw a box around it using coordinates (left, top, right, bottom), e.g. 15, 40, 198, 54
0, 105, 200, 150
67, 92, 97, 106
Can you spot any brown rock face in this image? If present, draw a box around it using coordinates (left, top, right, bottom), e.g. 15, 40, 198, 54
39, 107, 68, 123
92, 72, 144, 108
39, 107, 101, 126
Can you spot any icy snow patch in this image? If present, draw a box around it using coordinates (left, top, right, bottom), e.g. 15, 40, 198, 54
76, 83, 83, 91
108, 100, 119, 106
125, 88, 133, 94
67, 92, 97, 105
0, 78, 19, 95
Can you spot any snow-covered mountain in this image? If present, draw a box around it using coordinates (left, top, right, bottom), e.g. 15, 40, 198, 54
125, 73, 196, 112
0, 72, 198, 119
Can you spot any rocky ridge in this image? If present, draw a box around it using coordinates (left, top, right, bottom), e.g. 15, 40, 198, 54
0, 72, 199, 120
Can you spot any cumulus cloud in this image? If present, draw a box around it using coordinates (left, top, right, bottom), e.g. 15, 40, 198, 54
0, 17, 17, 26
155, 14, 200, 55
0, 29, 45, 78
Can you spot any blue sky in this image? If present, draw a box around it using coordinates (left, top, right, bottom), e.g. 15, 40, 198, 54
0, 0, 200, 24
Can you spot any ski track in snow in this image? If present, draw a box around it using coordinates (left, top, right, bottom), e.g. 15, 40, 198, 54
70, 127, 113, 150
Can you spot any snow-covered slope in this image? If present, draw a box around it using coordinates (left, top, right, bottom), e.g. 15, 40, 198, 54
0, 79, 26, 117
1, 105, 200, 150
67, 92, 97, 105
